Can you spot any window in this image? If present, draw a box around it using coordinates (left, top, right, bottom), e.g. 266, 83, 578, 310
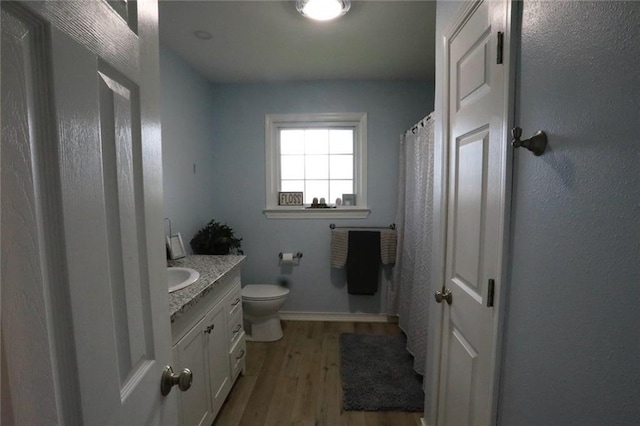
265, 113, 369, 218
280, 128, 354, 204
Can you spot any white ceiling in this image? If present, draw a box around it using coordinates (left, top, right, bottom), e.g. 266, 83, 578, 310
158, 1, 436, 83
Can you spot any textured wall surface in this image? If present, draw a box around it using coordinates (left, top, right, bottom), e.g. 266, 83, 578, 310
160, 47, 219, 250
499, 2, 640, 424
209, 81, 433, 313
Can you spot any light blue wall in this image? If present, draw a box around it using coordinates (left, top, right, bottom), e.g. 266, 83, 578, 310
499, 1, 640, 424
159, 48, 433, 312
160, 47, 218, 251
210, 81, 434, 313
433, 1, 640, 424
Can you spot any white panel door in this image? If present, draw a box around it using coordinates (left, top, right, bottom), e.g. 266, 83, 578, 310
436, 1, 510, 425
1, 1, 175, 424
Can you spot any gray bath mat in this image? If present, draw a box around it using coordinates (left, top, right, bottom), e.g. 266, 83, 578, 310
339, 333, 424, 412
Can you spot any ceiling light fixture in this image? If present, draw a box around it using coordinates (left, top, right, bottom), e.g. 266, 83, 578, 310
296, 0, 351, 21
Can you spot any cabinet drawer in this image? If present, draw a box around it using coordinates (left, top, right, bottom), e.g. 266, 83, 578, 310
229, 334, 246, 380
228, 309, 243, 348
227, 286, 242, 317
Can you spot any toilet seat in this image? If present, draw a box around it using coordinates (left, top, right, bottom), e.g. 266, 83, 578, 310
242, 284, 289, 301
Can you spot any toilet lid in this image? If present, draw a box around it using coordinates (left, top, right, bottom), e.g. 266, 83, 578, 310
242, 284, 290, 300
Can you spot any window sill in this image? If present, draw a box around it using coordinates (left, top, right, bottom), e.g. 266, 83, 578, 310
263, 207, 370, 219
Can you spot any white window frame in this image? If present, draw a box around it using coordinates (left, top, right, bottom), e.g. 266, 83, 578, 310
264, 112, 369, 219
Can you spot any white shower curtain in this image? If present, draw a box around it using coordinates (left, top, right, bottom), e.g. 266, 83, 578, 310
389, 113, 434, 375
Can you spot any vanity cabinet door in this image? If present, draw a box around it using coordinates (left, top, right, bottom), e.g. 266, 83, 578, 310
204, 303, 232, 418
175, 315, 213, 426
171, 275, 246, 424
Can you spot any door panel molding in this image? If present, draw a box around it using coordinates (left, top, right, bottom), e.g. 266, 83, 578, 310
1, 4, 82, 423
21, 1, 140, 80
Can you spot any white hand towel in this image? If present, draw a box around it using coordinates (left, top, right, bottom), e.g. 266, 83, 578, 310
380, 230, 397, 265
330, 230, 348, 268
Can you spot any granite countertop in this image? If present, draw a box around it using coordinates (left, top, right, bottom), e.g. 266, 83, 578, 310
168, 255, 246, 323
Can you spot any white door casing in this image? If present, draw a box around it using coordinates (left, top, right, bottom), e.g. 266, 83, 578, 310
1, 1, 176, 424
432, 1, 513, 425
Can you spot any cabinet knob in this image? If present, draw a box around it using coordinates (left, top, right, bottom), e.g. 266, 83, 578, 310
204, 324, 215, 334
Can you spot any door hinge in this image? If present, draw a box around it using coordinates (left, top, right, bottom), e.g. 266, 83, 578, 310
496, 31, 504, 64
487, 279, 495, 307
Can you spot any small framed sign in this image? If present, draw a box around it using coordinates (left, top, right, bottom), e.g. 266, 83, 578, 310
279, 191, 303, 206
342, 194, 356, 206
166, 233, 186, 260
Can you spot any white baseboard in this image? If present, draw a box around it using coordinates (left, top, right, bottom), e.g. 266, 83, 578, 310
279, 311, 398, 323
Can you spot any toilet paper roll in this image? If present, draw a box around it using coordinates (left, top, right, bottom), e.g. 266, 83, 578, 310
281, 253, 294, 264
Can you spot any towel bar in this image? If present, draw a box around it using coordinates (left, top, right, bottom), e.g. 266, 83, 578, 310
329, 223, 395, 230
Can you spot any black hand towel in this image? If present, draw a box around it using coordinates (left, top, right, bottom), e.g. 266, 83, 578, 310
346, 231, 381, 295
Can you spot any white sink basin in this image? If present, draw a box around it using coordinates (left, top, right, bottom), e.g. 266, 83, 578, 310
167, 267, 200, 293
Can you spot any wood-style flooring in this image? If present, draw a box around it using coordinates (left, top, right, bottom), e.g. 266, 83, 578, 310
214, 321, 423, 426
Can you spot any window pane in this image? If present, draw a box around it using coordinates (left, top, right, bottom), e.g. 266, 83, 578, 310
281, 155, 304, 179
330, 155, 353, 179
329, 129, 354, 154
305, 155, 329, 179
281, 129, 304, 154
304, 129, 329, 154
305, 180, 329, 203
330, 180, 354, 203
281, 180, 304, 192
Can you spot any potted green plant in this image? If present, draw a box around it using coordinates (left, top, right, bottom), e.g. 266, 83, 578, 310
190, 220, 243, 255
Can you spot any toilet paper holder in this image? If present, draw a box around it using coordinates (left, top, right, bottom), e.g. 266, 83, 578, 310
279, 252, 303, 260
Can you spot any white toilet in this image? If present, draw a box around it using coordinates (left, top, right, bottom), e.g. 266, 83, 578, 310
241, 284, 290, 342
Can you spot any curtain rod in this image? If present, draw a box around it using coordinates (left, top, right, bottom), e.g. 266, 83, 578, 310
329, 223, 396, 230
406, 112, 434, 135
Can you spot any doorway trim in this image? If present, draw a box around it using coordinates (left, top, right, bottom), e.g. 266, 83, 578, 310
425, 1, 518, 424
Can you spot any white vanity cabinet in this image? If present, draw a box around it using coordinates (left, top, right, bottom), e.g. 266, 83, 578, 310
171, 267, 246, 425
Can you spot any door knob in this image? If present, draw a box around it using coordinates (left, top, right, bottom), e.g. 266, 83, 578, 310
435, 288, 453, 305
160, 365, 193, 396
